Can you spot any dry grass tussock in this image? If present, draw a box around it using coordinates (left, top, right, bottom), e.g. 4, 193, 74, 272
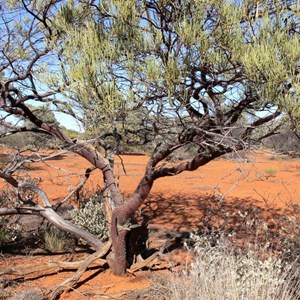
129, 235, 300, 300
44, 227, 76, 253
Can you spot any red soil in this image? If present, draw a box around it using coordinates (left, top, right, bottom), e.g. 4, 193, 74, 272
1, 149, 300, 299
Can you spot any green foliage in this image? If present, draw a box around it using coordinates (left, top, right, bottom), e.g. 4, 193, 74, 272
1, 1, 299, 158
265, 167, 278, 177
43, 0, 299, 138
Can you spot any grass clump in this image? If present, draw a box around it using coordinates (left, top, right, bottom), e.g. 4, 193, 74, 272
15, 290, 46, 300
265, 167, 278, 178
44, 227, 75, 253
132, 235, 300, 300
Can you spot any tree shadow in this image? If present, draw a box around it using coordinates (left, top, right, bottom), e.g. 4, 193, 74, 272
139, 193, 299, 253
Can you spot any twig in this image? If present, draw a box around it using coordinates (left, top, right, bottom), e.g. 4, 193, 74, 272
55, 167, 96, 210
117, 154, 127, 175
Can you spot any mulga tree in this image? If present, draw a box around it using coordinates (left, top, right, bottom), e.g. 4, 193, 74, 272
0, 0, 299, 277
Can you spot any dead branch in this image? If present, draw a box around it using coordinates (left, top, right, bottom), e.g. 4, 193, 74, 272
0, 175, 104, 250
0, 207, 42, 215
128, 239, 179, 273
128, 252, 161, 273
0, 258, 107, 278
56, 167, 95, 209
49, 240, 112, 300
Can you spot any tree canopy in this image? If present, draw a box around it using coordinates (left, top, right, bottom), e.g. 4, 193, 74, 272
50, 0, 300, 136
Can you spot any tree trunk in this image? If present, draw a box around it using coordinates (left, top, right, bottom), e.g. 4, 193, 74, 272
103, 188, 129, 275
107, 229, 128, 275
108, 183, 153, 276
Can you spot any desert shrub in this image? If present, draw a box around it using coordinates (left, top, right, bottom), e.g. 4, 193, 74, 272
0, 133, 32, 149
1, 131, 64, 150
264, 131, 300, 157
265, 167, 278, 177
70, 191, 108, 241
222, 149, 251, 162
120, 143, 152, 155
44, 227, 76, 253
134, 236, 300, 300
280, 212, 300, 262
15, 290, 46, 300
0, 216, 22, 248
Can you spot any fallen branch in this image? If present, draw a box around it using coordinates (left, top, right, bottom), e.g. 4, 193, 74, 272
129, 252, 161, 273
0, 258, 107, 279
49, 240, 112, 300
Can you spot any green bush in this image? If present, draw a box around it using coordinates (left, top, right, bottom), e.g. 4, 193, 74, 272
0, 216, 22, 248
265, 167, 278, 177
71, 191, 108, 241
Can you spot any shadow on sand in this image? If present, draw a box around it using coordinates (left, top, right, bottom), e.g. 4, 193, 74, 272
138, 193, 300, 254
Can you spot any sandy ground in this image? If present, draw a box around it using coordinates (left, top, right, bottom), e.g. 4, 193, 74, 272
2, 149, 298, 206
1, 149, 300, 299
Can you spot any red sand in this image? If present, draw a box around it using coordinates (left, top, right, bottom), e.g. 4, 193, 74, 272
1, 149, 300, 299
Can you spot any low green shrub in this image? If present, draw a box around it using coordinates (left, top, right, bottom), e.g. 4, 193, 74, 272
70, 191, 108, 241
265, 167, 278, 177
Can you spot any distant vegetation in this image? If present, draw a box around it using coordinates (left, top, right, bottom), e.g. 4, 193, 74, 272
264, 131, 300, 157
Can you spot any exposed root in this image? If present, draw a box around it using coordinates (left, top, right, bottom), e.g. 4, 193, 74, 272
48, 240, 112, 300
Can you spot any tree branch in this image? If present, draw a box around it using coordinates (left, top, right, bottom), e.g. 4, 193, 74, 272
0, 175, 104, 250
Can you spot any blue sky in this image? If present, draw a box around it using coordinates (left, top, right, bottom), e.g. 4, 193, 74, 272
55, 111, 83, 132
